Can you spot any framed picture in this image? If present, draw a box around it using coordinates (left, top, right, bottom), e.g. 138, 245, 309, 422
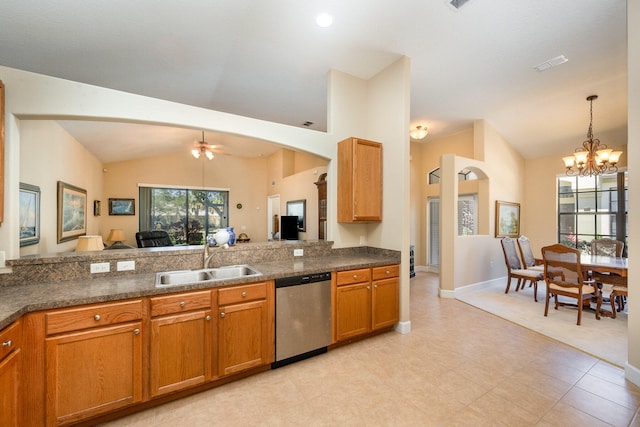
57, 181, 87, 243
94, 200, 101, 216
109, 198, 135, 215
19, 182, 40, 246
495, 200, 520, 238
286, 199, 306, 232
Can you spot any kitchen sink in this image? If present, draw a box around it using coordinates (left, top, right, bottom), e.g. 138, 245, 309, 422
155, 264, 262, 287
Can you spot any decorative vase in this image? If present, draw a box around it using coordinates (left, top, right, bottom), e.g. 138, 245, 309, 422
227, 227, 236, 245
214, 229, 230, 246
206, 233, 217, 246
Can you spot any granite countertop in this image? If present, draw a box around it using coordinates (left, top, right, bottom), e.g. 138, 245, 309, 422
0, 254, 398, 330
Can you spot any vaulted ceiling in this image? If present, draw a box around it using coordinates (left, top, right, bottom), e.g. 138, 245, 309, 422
0, 0, 628, 162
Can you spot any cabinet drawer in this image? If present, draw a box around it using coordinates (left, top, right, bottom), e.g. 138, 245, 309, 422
218, 282, 267, 305
336, 268, 370, 286
150, 290, 212, 317
0, 320, 21, 361
46, 300, 143, 335
372, 265, 399, 281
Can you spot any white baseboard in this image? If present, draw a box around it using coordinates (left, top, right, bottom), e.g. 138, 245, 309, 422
395, 321, 411, 334
625, 363, 640, 388
438, 277, 504, 299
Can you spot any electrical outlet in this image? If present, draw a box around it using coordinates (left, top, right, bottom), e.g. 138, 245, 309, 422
117, 260, 135, 271
294, 249, 304, 257
90, 262, 110, 274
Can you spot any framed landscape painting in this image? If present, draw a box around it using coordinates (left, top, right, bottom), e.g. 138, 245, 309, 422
109, 198, 135, 215
57, 181, 87, 243
495, 200, 520, 238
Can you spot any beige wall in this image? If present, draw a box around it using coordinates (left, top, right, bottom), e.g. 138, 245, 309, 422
19, 121, 104, 255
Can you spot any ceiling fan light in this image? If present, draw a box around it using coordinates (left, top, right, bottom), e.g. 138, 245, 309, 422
205, 150, 214, 160
191, 149, 200, 159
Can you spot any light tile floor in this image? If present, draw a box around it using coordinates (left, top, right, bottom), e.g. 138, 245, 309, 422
102, 272, 640, 426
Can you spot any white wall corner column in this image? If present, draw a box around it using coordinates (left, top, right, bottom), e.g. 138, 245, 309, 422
625, 0, 640, 387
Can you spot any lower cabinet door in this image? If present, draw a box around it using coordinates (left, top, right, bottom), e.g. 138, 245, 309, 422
150, 310, 213, 397
372, 277, 399, 330
218, 300, 268, 376
335, 282, 371, 341
45, 322, 143, 426
0, 349, 21, 427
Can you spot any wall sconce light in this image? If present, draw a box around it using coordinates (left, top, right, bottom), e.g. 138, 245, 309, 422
410, 125, 428, 140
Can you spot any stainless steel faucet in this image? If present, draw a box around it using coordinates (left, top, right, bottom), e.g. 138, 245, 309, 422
203, 243, 229, 268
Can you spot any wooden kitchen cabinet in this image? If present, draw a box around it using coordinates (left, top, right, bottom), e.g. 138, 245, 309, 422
334, 265, 399, 342
337, 137, 382, 223
217, 281, 274, 376
44, 300, 144, 426
371, 265, 400, 330
0, 320, 22, 427
149, 290, 213, 398
335, 268, 372, 341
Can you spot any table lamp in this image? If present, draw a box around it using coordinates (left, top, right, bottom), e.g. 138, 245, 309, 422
75, 235, 104, 252
106, 229, 133, 249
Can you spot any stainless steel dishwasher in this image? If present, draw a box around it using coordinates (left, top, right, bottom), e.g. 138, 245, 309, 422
272, 272, 332, 368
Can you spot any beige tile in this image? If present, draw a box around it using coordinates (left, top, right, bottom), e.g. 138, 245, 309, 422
540, 402, 615, 427
560, 386, 636, 427
576, 373, 640, 410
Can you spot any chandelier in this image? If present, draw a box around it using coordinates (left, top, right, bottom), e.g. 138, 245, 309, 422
562, 95, 622, 176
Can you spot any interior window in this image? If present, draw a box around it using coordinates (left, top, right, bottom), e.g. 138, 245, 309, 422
139, 186, 229, 245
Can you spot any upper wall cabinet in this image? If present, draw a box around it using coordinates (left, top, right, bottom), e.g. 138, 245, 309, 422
337, 137, 382, 223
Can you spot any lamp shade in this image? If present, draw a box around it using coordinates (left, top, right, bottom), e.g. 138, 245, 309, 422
75, 235, 104, 252
107, 229, 126, 242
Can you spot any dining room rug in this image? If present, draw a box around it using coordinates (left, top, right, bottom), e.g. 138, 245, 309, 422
456, 279, 628, 367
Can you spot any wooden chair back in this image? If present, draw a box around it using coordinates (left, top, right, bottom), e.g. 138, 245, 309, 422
590, 238, 624, 257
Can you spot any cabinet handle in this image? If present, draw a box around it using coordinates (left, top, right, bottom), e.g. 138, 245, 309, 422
220, 312, 226, 318
2, 340, 12, 347
133, 329, 140, 335
241, 291, 247, 298
180, 301, 186, 307
94, 314, 101, 321
385, 270, 390, 275
205, 315, 211, 321
367, 285, 370, 289
353, 274, 358, 280
374, 284, 378, 288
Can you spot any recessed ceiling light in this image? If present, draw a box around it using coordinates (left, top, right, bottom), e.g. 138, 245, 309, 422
316, 13, 333, 28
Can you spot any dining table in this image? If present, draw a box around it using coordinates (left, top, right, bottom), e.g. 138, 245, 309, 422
580, 254, 628, 316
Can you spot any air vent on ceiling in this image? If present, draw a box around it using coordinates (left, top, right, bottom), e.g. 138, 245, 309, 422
449, 0, 471, 9
534, 55, 568, 72
303, 121, 314, 127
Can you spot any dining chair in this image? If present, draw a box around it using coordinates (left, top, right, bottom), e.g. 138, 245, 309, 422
541, 243, 601, 325
590, 238, 624, 257
517, 235, 544, 272
500, 237, 544, 302
590, 238, 626, 316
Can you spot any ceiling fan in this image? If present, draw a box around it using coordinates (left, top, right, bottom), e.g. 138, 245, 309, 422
191, 131, 230, 160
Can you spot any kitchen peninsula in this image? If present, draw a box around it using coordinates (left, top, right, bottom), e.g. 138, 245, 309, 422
0, 240, 400, 426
